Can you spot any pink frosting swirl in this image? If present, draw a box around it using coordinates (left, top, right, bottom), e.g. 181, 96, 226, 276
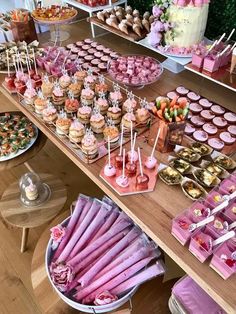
49, 262, 74, 292
94, 291, 118, 306
79, 106, 92, 114
53, 87, 64, 97
82, 87, 94, 98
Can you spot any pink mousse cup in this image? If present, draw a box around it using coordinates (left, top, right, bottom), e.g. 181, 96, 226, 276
203, 52, 221, 73
189, 231, 214, 263
204, 214, 228, 239
186, 199, 211, 223
222, 200, 236, 223
219, 179, 236, 195
171, 213, 196, 245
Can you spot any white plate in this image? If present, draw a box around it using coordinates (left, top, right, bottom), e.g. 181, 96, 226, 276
0, 125, 38, 162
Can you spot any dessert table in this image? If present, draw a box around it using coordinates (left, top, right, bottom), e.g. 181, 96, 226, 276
1, 21, 236, 313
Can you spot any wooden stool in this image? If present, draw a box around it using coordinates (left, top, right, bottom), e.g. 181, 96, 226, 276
0, 173, 67, 253
31, 211, 176, 314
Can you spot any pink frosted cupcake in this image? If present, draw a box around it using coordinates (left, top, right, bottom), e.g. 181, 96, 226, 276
200, 110, 215, 121
208, 138, 225, 151
219, 132, 236, 145
185, 123, 196, 135
211, 105, 225, 116
224, 112, 236, 124
199, 98, 212, 108
176, 86, 189, 95
213, 117, 228, 128
95, 96, 109, 115
202, 123, 218, 135
189, 103, 202, 114
187, 92, 201, 101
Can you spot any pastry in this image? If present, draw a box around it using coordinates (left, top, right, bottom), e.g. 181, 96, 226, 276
77, 105, 92, 125
68, 77, 82, 98
42, 105, 57, 125
74, 68, 87, 82
107, 102, 122, 125
59, 70, 71, 89
34, 90, 47, 115
121, 112, 136, 132
208, 138, 225, 151
25, 180, 38, 201
193, 130, 208, 142
52, 84, 66, 107
24, 84, 37, 106
213, 117, 228, 128
69, 119, 85, 145
135, 107, 150, 125
90, 108, 105, 134
65, 97, 79, 115
103, 122, 119, 144
81, 86, 94, 106
84, 73, 97, 90
122, 94, 137, 113
56, 113, 71, 136
81, 129, 98, 160
95, 95, 109, 115
95, 76, 109, 95
109, 85, 123, 105
202, 123, 218, 135
224, 112, 236, 124
219, 132, 235, 145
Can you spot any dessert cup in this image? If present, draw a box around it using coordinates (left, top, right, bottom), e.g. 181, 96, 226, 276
186, 199, 210, 223
189, 231, 213, 263
205, 189, 226, 209
219, 179, 236, 195
204, 215, 228, 239
222, 200, 236, 223
171, 213, 195, 245
203, 52, 220, 73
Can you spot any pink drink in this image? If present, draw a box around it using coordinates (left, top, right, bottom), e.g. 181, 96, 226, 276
171, 213, 193, 245
210, 240, 236, 279
189, 231, 213, 263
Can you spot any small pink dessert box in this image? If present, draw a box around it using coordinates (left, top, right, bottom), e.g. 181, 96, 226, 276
220, 51, 232, 67
203, 53, 220, 73
192, 53, 205, 68
210, 239, 236, 279
219, 179, 236, 195
171, 213, 195, 245
222, 200, 236, 223
229, 173, 236, 183
204, 215, 228, 239
186, 199, 210, 223
189, 230, 213, 263
205, 189, 226, 209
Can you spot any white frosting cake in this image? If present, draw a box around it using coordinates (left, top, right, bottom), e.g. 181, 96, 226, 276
165, 4, 209, 48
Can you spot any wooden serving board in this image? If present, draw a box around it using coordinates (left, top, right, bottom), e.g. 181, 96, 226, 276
88, 17, 148, 42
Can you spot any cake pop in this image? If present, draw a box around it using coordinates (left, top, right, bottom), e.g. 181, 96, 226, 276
104, 136, 116, 177
127, 126, 138, 163
115, 124, 125, 168
116, 148, 130, 188
145, 128, 160, 169
136, 147, 149, 191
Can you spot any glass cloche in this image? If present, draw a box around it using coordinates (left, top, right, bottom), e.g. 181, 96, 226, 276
19, 172, 51, 207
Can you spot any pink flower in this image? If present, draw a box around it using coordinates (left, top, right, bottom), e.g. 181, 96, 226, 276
152, 5, 163, 17
163, 22, 171, 32
148, 32, 163, 47
50, 262, 74, 292
153, 21, 165, 32
94, 291, 118, 306
50, 225, 66, 248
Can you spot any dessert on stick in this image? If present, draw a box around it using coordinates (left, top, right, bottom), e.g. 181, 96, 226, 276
127, 131, 138, 163
145, 128, 160, 169
116, 148, 130, 188
136, 147, 149, 191
115, 124, 125, 169
104, 137, 116, 177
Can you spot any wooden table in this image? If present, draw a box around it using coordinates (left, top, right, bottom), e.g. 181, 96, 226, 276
31, 210, 176, 314
2, 21, 236, 313
0, 173, 67, 253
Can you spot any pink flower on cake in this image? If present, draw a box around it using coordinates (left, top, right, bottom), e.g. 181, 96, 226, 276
94, 291, 118, 306
50, 262, 74, 292
50, 225, 66, 249
153, 21, 165, 32
148, 32, 162, 46
152, 5, 163, 17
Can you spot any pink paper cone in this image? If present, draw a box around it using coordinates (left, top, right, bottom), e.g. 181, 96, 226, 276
78, 227, 141, 287
74, 246, 151, 301
83, 253, 157, 304
57, 199, 101, 263
89, 210, 119, 243
74, 198, 95, 232
68, 219, 132, 268
110, 261, 165, 295
53, 195, 89, 261
67, 204, 110, 260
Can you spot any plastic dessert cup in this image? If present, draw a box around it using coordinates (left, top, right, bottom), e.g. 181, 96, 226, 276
171, 213, 195, 245
222, 200, 236, 223
204, 215, 228, 239
189, 231, 213, 263
219, 179, 236, 195
205, 189, 226, 209
192, 53, 206, 68
210, 240, 236, 279
186, 199, 210, 223
203, 54, 220, 73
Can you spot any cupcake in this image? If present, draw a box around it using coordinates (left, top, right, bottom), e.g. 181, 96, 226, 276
56, 112, 71, 136
25, 180, 38, 201
65, 93, 79, 115
41, 75, 53, 98
34, 90, 48, 115
94, 75, 107, 93
122, 111, 136, 132
81, 129, 98, 160
77, 104, 92, 125
69, 119, 85, 145
81, 85, 95, 106
95, 94, 109, 115
42, 104, 57, 125
68, 77, 82, 98
103, 121, 119, 145
122, 93, 137, 113
90, 108, 105, 134
59, 70, 71, 89
24, 83, 37, 106
74, 68, 87, 82
109, 85, 123, 105
52, 83, 66, 107
107, 102, 122, 125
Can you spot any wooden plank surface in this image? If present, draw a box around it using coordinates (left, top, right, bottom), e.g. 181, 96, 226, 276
1, 20, 236, 313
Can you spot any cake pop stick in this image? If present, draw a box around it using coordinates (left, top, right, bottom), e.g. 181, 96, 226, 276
219, 44, 231, 57
207, 40, 218, 54
130, 120, 133, 152
108, 136, 111, 167
119, 124, 124, 156
6, 50, 9, 77
25, 46, 32, 70
151, 128, 160, 159
226, 29, 235, 42
131, 132, 137, 164
12, 56, 18, 73
53, 50, 61, 64
17, 52, 23, 73
32, 49, 38, 75
216, 33, 226, 46
122, 148, 126, 178
138, 147, 143, 177
229, 42, 236, 53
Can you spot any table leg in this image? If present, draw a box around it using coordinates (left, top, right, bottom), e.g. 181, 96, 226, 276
21, 228, 29, 253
